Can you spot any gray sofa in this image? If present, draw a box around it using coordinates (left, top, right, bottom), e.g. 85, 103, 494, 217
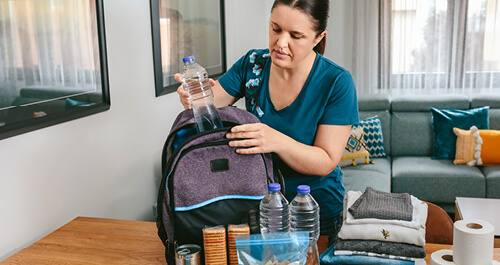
342, 94, 500, 214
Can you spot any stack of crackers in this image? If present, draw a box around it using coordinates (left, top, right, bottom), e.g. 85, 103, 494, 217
227, 224, 250, 265
203, 226, 227, 264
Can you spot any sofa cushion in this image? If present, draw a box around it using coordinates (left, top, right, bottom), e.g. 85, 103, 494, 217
391, 112, 434, 156
391, 95, 470, 157
430, 106, 489, 159
358, 94, 391, 111
471, 95, 500, 130
392, 157, 485, 204
433, 203, 456, 215
392, 95, 469, 111
489, 109, 500, 130
342, 157, 391, 193
480, 166, 500, 199
470, 95, 500, 109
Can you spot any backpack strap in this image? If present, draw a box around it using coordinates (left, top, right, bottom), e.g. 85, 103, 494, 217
164, 241, 176, 265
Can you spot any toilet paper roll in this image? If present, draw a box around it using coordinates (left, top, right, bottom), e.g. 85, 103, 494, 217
430, 249, 455, 265
453, 219, 495, 265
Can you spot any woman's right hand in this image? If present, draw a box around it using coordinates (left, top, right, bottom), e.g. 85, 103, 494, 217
174, 73, 217, 110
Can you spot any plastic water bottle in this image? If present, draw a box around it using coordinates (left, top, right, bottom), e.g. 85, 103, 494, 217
181, 56, 223, 133
290, 185, 320, 241
260, 183, 290, 234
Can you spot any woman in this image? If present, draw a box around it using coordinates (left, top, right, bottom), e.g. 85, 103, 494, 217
175, 0, 358, 241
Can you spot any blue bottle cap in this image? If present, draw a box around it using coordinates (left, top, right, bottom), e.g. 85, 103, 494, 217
182, 56, 195, 63
268, 183, 281, 191
297, 185, 310, 194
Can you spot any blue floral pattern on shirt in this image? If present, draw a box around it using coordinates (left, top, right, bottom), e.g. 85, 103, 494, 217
245, 51, 269, 117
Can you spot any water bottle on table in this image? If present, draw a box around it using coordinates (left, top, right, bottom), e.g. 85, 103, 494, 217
181, 56, 223, 133
260, 183, 290, 234
290, 185, 320, 265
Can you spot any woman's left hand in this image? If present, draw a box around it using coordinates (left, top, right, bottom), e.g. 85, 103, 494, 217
227, 123, 352, 176
226, 123, 286, 154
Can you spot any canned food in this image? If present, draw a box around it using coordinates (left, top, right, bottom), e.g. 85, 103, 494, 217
175, 244, 201, 265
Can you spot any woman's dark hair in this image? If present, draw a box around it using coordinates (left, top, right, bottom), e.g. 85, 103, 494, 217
271, 0, 329, 55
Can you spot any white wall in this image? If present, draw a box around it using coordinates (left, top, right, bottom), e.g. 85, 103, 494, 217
326, 0, 352, 70
0, 0, 351, 261
0, 0, 182, 260
224, 0, 273, 65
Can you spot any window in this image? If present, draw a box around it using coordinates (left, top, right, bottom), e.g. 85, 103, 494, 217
386, 0, 500, 92
0, 0, 109, 140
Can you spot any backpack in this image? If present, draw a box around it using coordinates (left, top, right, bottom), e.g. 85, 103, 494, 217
156, 106, 283, 264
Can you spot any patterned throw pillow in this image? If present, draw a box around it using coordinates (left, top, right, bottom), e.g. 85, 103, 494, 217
352, 116, 387, 158
340, 127, 374, 167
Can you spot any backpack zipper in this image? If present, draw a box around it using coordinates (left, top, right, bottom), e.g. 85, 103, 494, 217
157, 126, 231, 246
162, 126, 235, 175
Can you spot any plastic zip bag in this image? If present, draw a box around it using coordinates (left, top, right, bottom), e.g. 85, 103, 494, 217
235, 232, 309, 265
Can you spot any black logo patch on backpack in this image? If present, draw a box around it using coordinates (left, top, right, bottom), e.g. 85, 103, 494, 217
156, 106, 279, 264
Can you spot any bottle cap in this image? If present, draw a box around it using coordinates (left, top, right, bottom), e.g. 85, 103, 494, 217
182, 56, 195, 63
297, 185, 310, 194
268, 183, 281, 191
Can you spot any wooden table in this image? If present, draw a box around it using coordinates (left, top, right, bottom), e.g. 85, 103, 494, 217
3, 216, 500, 264
455, 197, 500, 247
2, 217, 166, 264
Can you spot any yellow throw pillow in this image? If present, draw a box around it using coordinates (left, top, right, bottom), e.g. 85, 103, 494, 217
453, 126, 482, 166
340, 127, 374, 167
478, 129, 500, 165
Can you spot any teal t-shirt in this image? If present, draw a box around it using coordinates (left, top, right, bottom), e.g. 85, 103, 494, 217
218, 49, 359, 228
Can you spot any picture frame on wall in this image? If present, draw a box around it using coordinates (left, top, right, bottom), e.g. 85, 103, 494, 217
0, 0, 110, 140
150, 0, 227, 96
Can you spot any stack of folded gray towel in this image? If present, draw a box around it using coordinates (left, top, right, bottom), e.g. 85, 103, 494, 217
335, 187, 428, 263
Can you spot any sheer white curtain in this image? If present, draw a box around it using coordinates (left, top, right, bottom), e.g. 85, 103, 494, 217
0, 0, 99, 109
352, 0, 500, 95
349, 0, 381, 94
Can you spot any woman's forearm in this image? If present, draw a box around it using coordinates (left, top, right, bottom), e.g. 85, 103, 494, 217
273, 124, 351, 176
273, 136, 340, 176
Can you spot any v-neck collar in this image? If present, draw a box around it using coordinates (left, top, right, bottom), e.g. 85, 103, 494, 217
265, 53, 320, 114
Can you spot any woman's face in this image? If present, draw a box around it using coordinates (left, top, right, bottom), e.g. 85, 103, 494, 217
269, 5, 325, 69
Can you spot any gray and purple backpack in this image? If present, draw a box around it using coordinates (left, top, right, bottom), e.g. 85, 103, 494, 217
156, 106, 282, 263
